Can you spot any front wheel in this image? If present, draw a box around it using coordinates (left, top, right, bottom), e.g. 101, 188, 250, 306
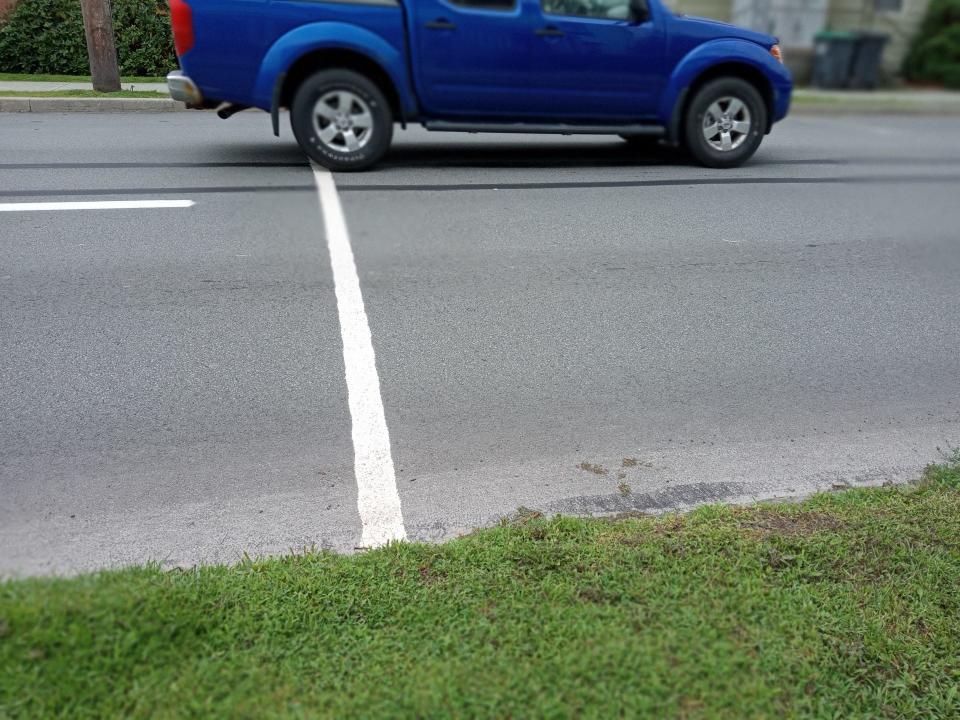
683, 77, 766, 169
290, 69, 393, 172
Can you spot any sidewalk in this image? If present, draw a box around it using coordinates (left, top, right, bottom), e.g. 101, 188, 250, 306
0, 80, 168, 93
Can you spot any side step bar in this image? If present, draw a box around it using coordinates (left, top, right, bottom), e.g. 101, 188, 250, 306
423, 121, 665, 136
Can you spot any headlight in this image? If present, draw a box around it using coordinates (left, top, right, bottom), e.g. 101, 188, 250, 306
770, 44, 783, 63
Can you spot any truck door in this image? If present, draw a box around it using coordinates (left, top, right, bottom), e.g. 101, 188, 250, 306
526, 0, 666, 119
409, 0, 535, 117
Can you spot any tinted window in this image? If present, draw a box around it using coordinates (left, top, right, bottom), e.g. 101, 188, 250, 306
541, 0, 632, 19
449, 0, 516, 10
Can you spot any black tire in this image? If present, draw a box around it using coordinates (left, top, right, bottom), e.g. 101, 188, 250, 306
683, 77, 766, 169
290, 69, 393, 172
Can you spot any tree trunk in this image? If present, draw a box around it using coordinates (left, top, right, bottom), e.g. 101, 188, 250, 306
79, 0, 120, 92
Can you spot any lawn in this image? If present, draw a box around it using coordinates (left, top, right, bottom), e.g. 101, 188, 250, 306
790, 92, 960, 114
0, 90, 169, 99
2, 453, 958, 718
792, 94, 930, 107
0, 73, 167, 83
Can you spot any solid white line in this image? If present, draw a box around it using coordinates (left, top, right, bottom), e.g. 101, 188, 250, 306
311, 162, 406, 548
0, 200, 195, 212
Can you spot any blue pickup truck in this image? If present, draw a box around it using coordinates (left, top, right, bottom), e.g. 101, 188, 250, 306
166, 0, 791, 170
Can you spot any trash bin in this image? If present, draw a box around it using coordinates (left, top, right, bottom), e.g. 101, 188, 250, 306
850, 32, 889, 89
812, 31, 859, 89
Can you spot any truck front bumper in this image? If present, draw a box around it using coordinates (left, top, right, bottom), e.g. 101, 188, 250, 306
167, 70, 204, 107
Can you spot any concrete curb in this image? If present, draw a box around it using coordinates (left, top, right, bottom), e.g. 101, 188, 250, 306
0, 97, 186, 112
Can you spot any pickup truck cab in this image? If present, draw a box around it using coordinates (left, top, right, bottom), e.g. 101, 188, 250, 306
166, 0, 792, 170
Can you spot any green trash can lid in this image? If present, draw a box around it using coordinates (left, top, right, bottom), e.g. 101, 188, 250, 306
814, 30, 859, 40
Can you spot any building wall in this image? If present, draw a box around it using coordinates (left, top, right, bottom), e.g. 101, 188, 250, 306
679, 0, 930, 81
670, 0, 734, 21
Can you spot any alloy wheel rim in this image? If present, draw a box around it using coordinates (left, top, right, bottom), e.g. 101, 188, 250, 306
312, 90, 374, 154
702, 96, 751, 152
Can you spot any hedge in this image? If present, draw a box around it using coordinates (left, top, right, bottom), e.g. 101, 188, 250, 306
0, 0, 177, 77
903, 0, 960, 89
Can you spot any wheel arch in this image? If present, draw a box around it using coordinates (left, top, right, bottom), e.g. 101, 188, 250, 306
253, 22, 417, 130
280, 48, 405, 127
661, 41, 780, 143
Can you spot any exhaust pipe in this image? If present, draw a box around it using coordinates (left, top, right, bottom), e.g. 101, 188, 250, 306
217, 103, 249, 120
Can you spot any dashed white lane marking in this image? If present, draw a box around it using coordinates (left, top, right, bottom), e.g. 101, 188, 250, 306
0, 200, 195, 212
311, 162, 406, 548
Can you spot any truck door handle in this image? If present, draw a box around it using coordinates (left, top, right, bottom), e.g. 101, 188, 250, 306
425, 18, 457, 29
534, 26, 564, 36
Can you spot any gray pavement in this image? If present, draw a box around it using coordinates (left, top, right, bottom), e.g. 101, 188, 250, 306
1, 111, 958, 576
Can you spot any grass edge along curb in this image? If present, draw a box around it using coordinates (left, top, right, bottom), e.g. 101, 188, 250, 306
1, 450, 959, 718
791, 93, 960, 115
0, 73, 166, 83
0, 90, 170, 98
0, 96, 185, 113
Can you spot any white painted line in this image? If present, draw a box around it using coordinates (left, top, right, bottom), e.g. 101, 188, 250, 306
0, 200, 195, 212
311, 162, 406, 548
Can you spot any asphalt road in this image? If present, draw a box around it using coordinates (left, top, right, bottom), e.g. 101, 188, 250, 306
1, 111, 958, 576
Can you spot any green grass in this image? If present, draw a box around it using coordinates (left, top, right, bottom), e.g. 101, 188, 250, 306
793, 94, 918, 105
0, 90, 170, 99
0, 72, 167, 83
2, 453, 959, 719
790, 94, 958, 112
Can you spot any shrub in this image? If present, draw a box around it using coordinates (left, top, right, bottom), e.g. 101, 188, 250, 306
0, 0, 177, 77
903, 0, 960, 89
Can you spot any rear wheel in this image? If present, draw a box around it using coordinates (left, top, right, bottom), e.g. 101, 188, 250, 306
683, 77, 766, 169
291, 69, 393, 172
